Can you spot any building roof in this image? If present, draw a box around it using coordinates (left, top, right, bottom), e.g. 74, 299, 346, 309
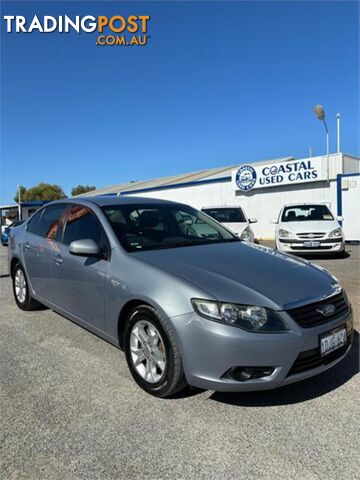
0, 201, 48, 210
78, 156, 294, 197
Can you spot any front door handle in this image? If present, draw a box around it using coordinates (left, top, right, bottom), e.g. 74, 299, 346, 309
23, 241, 31, 251
54, 255, 63, 265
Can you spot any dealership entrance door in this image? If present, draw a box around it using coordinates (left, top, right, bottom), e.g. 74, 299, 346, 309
339, 173, 360, 241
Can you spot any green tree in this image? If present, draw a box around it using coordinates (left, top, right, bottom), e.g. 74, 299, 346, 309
71, 185, 96, 196
14, 183, 66, 202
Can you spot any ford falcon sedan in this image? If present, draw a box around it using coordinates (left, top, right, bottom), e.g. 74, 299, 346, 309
8, 196, 353, 397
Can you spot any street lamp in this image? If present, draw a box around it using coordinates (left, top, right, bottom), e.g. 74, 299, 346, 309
313, 104, 330, 182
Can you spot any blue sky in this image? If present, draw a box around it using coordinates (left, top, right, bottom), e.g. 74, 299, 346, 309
1, 1, 359, 203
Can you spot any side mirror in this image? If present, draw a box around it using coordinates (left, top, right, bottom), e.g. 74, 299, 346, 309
249, 217, 257, 224
270, 219, 278, 224
337, 216, 343, 222
69, 239, 101, 257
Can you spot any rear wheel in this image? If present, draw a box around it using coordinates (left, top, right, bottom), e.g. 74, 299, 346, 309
12, 264, 41, 311
124, 305, 187, 397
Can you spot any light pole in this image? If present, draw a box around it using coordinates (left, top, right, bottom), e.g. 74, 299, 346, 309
336, 113, 341, 153
17, 183, 22, 220
313, 104, 330, 182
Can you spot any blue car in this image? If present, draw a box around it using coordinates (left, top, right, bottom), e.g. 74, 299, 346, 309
1, 220, 24, 246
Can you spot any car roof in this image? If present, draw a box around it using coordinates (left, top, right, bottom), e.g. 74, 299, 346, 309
282, 202, 328, 208
48, 195, 183, 208
202, 205, 244, 210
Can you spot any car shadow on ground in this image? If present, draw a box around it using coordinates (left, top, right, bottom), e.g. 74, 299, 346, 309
209, 330, 359, 407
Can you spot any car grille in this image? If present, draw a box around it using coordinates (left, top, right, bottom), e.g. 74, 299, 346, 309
296, 232, 325, 239
287, 333, 352, 377
287, 291, 349, 328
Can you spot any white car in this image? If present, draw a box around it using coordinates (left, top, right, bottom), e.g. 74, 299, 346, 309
202, 205, 257, 242
272, 203, 345, 256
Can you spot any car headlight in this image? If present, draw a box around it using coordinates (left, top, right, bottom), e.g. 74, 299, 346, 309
328, 227, 343, 238
191, 299, 289, 332
278, 229, 291, 238
240, 226, 252, 240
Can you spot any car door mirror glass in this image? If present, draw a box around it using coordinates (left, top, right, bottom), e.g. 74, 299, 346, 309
249, 217, 257, 223
69, 239, 101, 257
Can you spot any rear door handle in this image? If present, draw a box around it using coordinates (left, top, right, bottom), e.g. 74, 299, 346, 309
23, 242, 31, 251
54, 255, 63, 265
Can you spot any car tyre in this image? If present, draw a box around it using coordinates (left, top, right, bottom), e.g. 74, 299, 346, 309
12, 263, 41, 311
124, 305, 188, 398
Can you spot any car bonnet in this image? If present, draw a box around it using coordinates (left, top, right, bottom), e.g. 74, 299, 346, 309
134, 241, 338, 310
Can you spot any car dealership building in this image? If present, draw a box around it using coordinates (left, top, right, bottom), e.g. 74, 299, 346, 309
81, 152, 360, 241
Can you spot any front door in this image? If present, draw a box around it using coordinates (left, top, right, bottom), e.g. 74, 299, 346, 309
53, 204, 110, 331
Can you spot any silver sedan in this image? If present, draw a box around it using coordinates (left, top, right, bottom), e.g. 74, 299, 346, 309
8, 196, 353, 397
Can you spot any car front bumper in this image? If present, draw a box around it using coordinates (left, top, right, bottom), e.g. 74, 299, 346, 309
276, 237, 345, 254
170, 309, 353, 392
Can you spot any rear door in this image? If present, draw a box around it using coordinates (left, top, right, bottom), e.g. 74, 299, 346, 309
22, 204, 68, 302
52, 204, 110, 330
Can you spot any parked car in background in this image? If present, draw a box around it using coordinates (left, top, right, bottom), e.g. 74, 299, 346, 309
202, 205, 257, 242
1, 220, 25, 246
9, 197, 352, 397
272, 203, 345, 256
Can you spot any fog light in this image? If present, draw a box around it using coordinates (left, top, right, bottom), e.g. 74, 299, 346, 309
226, 366, 275, 382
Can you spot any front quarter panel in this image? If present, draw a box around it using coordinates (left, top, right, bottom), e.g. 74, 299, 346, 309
104, 249, 215, 340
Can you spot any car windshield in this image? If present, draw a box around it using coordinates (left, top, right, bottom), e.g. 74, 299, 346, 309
202, 208, 246, 223
281, 205, 334, 222
102, 203, 239, 252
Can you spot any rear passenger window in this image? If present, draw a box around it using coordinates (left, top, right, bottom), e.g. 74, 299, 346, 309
63, 205, 105, 247
27, 205, 67, 240
27, 209, 43, 234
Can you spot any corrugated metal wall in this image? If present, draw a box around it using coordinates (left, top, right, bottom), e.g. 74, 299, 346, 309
132, 180, 338, 239
343, 154, 360, 174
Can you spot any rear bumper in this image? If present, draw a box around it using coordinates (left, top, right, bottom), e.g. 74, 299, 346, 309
170, 309, 353, 392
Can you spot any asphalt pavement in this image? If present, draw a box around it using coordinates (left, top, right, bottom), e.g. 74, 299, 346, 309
1, 244, 359, 480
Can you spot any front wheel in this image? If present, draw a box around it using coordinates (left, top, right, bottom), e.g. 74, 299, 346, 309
12, 264, 41, 310
124, 305, 187, 398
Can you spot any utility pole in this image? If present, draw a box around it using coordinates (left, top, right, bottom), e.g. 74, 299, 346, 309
17, 183, 22, 220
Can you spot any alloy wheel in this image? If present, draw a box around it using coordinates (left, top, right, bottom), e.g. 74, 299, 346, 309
14, 269, 27, 304
130, 320, 166, 383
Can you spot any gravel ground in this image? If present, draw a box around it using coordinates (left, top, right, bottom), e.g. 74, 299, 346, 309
1, 245, 359, 480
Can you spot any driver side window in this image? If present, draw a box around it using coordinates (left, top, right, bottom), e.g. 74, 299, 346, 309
63, 205, 109, 256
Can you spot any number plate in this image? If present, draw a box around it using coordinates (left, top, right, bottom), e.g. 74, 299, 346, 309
303, 241, 321, 248
320, 327, 347, 357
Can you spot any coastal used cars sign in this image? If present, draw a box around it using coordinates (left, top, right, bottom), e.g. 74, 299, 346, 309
232, 157, 325, 191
